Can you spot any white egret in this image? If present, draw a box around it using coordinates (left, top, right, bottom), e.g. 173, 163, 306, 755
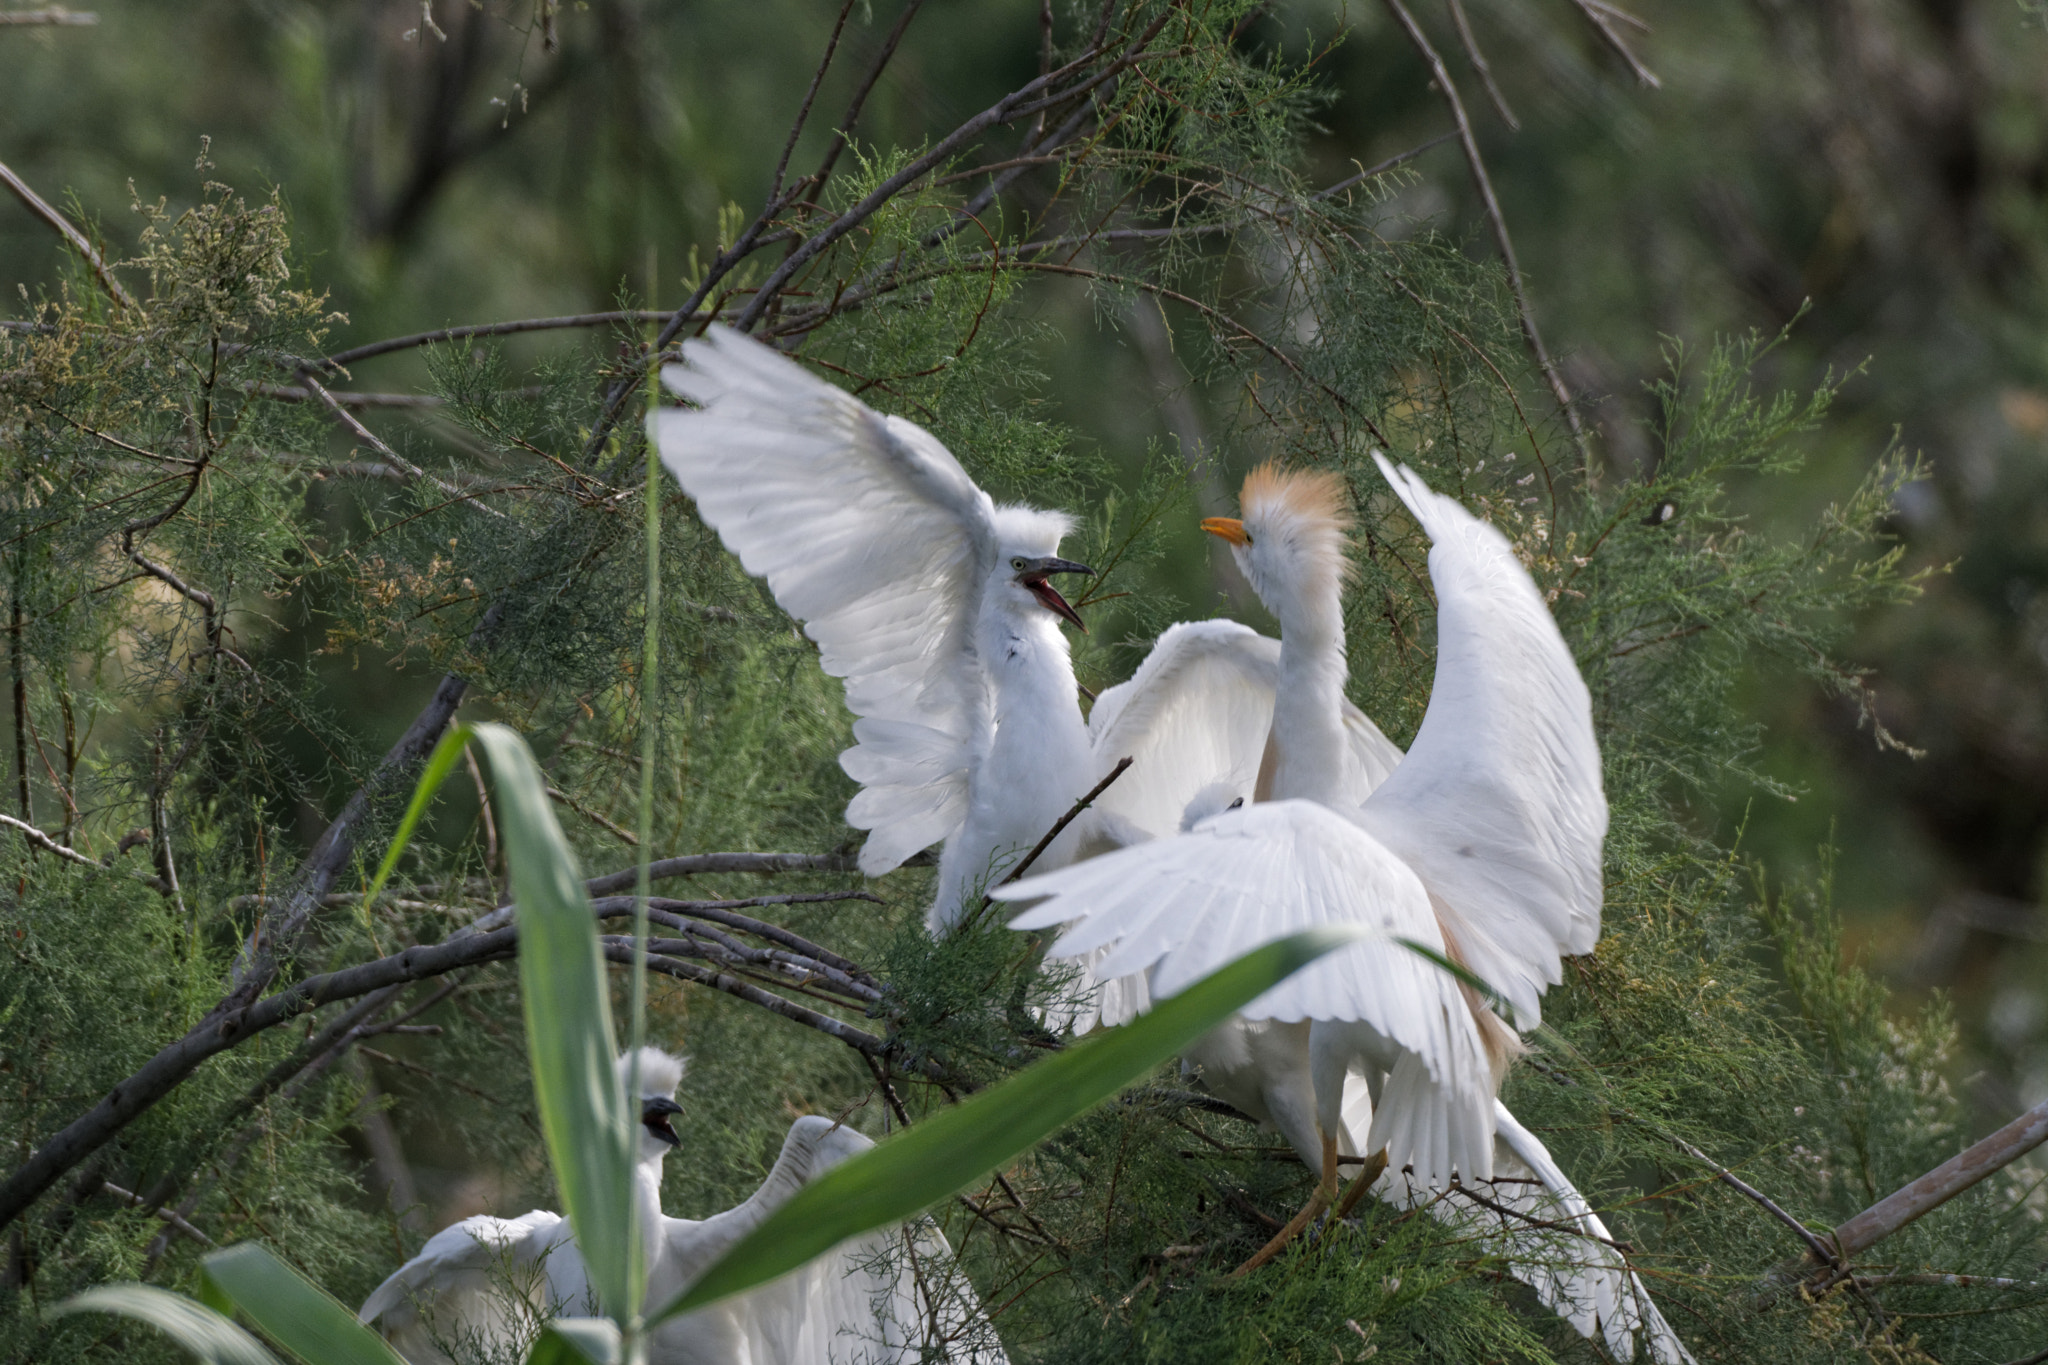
651, 327, 1094, 931
1001, 462, 1693, 1363
651, 327, 1406, 1176
649, 327, 1398, 937
360, 1048, 1005, 1364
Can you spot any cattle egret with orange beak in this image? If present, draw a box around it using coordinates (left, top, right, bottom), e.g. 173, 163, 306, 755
1002, 461, 1692, 1364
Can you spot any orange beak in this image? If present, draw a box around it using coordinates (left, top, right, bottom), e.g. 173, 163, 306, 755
1200, 516, 1250, 547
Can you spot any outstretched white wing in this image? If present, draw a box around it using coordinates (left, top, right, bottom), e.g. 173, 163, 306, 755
1371, 1103, 1693, 1365
1083, 620, 1402, 848
1050, 621, 1403, 1033
659, 1116, 1007, 1364
360, 1211, 581, 1365
1357, 457, 1607, 1029
653, 326, 999, 876
999, 800, 1492, 1183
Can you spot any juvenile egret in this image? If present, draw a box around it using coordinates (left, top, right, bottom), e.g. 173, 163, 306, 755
360, 1048, 1005, 1364
652, 327, 1094, 932
1002, 463, 1694, 1362
651, 327, 1399, 936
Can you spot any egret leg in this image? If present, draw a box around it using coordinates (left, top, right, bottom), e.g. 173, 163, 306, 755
1331, 1147, 1389, 1220
1230, 1131, 1341, 1276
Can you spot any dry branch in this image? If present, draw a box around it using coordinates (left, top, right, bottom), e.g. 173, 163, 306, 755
0, 158, 136, 310
1378, 0, 1588, 467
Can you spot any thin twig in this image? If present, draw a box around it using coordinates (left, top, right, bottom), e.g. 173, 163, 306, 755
810, 0, 932, 194
1310, 132, 1460, 203
0, 158, 136, 310
545, 784, 638, 845
99, 1182, 211, 1245
1569, 0, 1660, 88
967, 757, 1133, 928
1444, 0, 1518, 130
295, 370, 507, 519
1379, 0, 1588, 469
0, 811, 170, 893
0, 9, 99, 23
310, 311, 687, 372
768, 0, 860, 201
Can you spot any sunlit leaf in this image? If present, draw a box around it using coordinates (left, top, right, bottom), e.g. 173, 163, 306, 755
359, 725, 473, 910
470, 722, 636, 1320
649, 927, 1370, 1321
199, 1243, 404, 1365
51, 1284, 280, 1365
525, 1317, 622, 1365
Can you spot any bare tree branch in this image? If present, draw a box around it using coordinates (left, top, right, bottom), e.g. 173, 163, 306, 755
1824, 1100, 2048, 1264
1569, 0, 1660, 89
0, 9, 98, 24
1444, 0, 1518, 130
1379, 0, 1589, 468
0, 811, 170, 893
0, 158, 136, 310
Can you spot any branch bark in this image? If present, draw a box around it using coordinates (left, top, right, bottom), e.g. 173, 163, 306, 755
0, 159, 136, 311
1379, 0, 1588, 468
1823, 1099, 2048, 1264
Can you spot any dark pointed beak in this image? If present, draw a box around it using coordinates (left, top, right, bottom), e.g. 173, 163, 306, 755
1016, 557, 1093, 633
641, 1095, 683, 1148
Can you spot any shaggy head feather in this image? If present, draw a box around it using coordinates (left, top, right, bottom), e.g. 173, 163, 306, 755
615, 1046, 686, 1099
1230, 464, 1354, 614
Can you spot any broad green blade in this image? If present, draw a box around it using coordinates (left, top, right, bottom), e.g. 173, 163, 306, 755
649, 927, 1368, 1322
360, 726, 473, 910
198, 1243, 404, 1365
51, 1284, 282, 1365
470, 723, 636, 1320
526, 1317, 623, 1365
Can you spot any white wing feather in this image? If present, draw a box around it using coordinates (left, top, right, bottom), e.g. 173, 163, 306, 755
360, 1211, 579, 1364
1084, 620, 1401, 846
1052, 622, 1402, 1032
1370, 1103, 1693, 1364
652, 327, 999, 876
657, 1116, 1006, 1364
1357, 456, 1607, 1029
999, 800, 1492, 1182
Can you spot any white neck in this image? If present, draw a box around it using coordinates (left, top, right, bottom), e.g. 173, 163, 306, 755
1266, 578, 1351, 806
930, 601, 1092, 931
632, 1157, 668, 1281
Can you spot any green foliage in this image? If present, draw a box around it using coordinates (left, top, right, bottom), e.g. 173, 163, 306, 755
2, 1, 2044, 1362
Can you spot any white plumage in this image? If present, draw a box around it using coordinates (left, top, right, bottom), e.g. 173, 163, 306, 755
359, 1049, 1005, 1364
1000, 461, 1692, 1362
651, 327, 1095, 930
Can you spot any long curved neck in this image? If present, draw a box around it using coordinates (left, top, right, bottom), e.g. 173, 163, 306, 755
633, 1158, 667, 1281
931, 602, 1091, 931
1267, 576, 1351, 806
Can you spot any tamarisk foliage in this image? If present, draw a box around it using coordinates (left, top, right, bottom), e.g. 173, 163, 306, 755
1, 0, 2042, 1361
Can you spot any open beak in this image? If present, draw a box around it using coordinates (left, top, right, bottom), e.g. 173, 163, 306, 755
1017, 556, 1093, 633
641, 1095, 683, 1148
1200, 516, 1250, 547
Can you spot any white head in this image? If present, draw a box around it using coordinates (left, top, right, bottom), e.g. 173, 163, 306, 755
1200, 465, 1353, 622
986, 505, 1092, 633
617, 1046, 687, 1163
1179, 781, 1245, 833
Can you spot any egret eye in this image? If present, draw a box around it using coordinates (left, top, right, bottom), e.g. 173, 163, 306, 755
1010, 557, 1027, 570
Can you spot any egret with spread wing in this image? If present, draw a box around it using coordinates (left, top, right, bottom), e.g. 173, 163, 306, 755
360, 1049, 1005, 1364
651, 326, 1095, 932
1002, 463, 1692, 1362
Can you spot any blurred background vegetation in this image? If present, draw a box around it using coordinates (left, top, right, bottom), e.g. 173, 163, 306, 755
3, 0, 2047, 1358
12, 0, 2037, 1135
